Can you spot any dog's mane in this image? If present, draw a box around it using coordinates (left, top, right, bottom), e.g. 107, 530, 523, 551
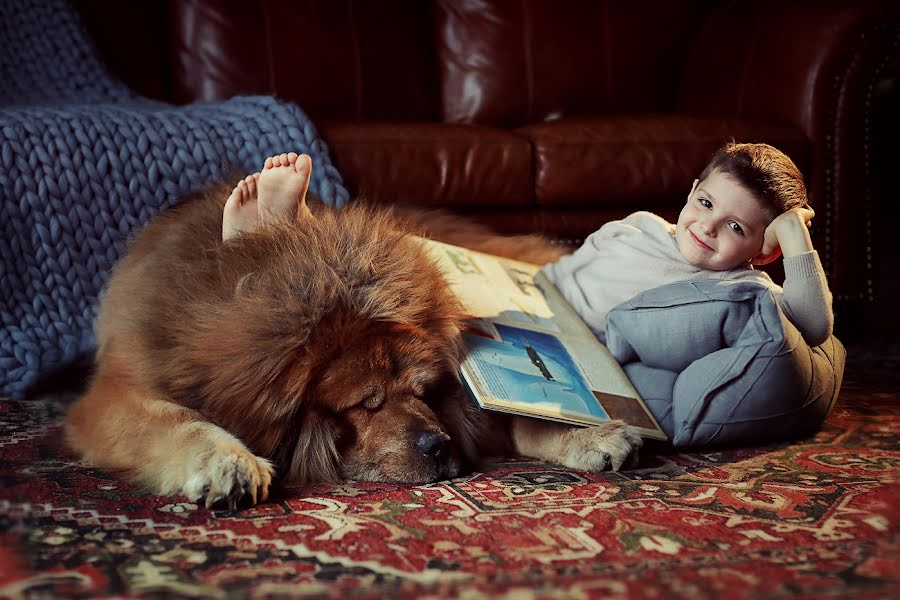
122, 190, 465, 476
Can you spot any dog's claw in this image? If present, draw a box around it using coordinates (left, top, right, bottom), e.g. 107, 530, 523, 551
184, 444, 275, 511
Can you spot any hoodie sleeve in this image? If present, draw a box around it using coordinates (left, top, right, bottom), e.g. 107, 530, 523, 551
777, 251, 834, 347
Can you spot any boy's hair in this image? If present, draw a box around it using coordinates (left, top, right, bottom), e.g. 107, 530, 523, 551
698, 142, 808, 215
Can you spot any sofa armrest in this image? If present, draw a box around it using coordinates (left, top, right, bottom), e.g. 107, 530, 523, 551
678, 0, 900, 305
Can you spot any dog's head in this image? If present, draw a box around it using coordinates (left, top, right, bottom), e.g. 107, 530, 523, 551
198, 204, 471, 485
301, 319, 465, 483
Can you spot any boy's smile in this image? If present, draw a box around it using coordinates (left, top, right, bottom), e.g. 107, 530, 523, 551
688, 229, 713, 251
675, 170, 772, 271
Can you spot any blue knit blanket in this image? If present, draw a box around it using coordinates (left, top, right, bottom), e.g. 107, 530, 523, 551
0, 0, 350, 398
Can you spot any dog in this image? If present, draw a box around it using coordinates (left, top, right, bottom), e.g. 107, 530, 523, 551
65, 183, 643, 509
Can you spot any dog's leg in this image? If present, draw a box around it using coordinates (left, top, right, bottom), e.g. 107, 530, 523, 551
510, 417, 643, 472
65, 361, 274, 509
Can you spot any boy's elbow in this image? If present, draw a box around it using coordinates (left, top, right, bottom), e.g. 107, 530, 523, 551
803, 320, 834, 348
805, 332, 830, 348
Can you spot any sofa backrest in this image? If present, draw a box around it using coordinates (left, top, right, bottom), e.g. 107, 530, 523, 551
434, 0, 715, 127
169, 0, 440, 121
167, 0, 716, 124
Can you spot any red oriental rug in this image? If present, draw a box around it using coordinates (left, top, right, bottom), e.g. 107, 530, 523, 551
1, 347, 898, 599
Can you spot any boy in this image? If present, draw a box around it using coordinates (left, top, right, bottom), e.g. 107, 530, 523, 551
222, 143, 833, 347
542, 142, 833, 347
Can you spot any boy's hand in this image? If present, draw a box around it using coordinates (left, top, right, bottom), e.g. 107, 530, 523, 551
752, 206, 815, 265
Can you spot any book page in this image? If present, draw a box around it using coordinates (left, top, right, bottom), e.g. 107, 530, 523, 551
458, 324, 664, 439
459, 325, 612, 423
419, 237, 666, 440
422, 240, 562, 333
422, 238, 610, 350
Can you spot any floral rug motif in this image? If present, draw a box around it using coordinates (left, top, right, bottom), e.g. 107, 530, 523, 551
1, 360, 898, 599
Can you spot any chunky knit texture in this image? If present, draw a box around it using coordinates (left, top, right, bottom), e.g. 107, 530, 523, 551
0, 0, 350, 398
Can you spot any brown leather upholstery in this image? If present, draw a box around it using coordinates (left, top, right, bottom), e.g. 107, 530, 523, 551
517, 116, 809, 207
435, 0, 716, 125
169, 0, 440, 121
76, 0, 900, 306
319, 122, 533, 208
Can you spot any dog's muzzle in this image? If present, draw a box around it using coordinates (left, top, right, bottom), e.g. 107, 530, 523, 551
414, 430, 459, 480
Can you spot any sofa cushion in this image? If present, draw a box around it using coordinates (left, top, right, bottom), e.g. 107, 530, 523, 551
516, 115, 809, 206
320, 122, 533, 208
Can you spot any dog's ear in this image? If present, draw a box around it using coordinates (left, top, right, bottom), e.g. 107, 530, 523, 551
286, 411, 343, 485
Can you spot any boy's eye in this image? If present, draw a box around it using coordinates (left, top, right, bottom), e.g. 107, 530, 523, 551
729, 222, 744, 235
699, 198, 712, 209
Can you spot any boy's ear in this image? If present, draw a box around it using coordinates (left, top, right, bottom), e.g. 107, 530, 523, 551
751, 247, 782, 266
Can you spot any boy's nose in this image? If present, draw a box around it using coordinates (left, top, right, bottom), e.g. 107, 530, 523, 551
699, 219, 716, 237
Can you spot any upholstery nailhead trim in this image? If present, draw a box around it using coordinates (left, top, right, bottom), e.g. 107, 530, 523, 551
830, 25, 899, 302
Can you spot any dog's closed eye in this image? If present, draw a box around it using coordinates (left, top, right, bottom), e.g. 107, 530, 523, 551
362, 387, 385, 411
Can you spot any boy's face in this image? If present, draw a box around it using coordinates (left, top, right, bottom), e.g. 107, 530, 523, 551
675, 170, 773, 271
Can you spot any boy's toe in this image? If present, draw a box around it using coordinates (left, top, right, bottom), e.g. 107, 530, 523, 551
295, 154, 312, 175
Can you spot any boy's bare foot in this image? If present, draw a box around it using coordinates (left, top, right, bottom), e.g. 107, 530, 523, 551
257, 152, 313, 224
222, 172, 261, 241
221, 153, 313, 241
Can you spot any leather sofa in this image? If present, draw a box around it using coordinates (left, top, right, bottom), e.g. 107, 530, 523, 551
76, 0, 900, 312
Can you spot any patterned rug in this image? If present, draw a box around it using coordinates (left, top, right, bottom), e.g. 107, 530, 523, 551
1, 345, 898, 599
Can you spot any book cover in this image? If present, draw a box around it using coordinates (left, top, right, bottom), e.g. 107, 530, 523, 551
419, 237, 667, 441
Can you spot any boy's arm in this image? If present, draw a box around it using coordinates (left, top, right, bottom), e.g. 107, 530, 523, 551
765, 208, 834, 346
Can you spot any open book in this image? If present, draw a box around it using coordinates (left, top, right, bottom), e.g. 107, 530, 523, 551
420, 237, 667, 441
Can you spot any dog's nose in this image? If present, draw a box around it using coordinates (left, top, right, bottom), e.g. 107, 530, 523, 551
415, 431, 448, 458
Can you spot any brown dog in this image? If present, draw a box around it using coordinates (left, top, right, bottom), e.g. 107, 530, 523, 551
65, 184, 643, 509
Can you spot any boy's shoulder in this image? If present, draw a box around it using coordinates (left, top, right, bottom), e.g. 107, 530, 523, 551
588, 211, 674, 243
620, 211, 674, 235
623, 211, 671, 225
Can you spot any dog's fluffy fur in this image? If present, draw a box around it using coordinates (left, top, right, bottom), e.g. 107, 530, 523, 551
65, 184, 642, 508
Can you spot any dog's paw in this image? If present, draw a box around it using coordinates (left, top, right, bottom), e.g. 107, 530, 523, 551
562, 421, 643, 472
183, 443, 274, 510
